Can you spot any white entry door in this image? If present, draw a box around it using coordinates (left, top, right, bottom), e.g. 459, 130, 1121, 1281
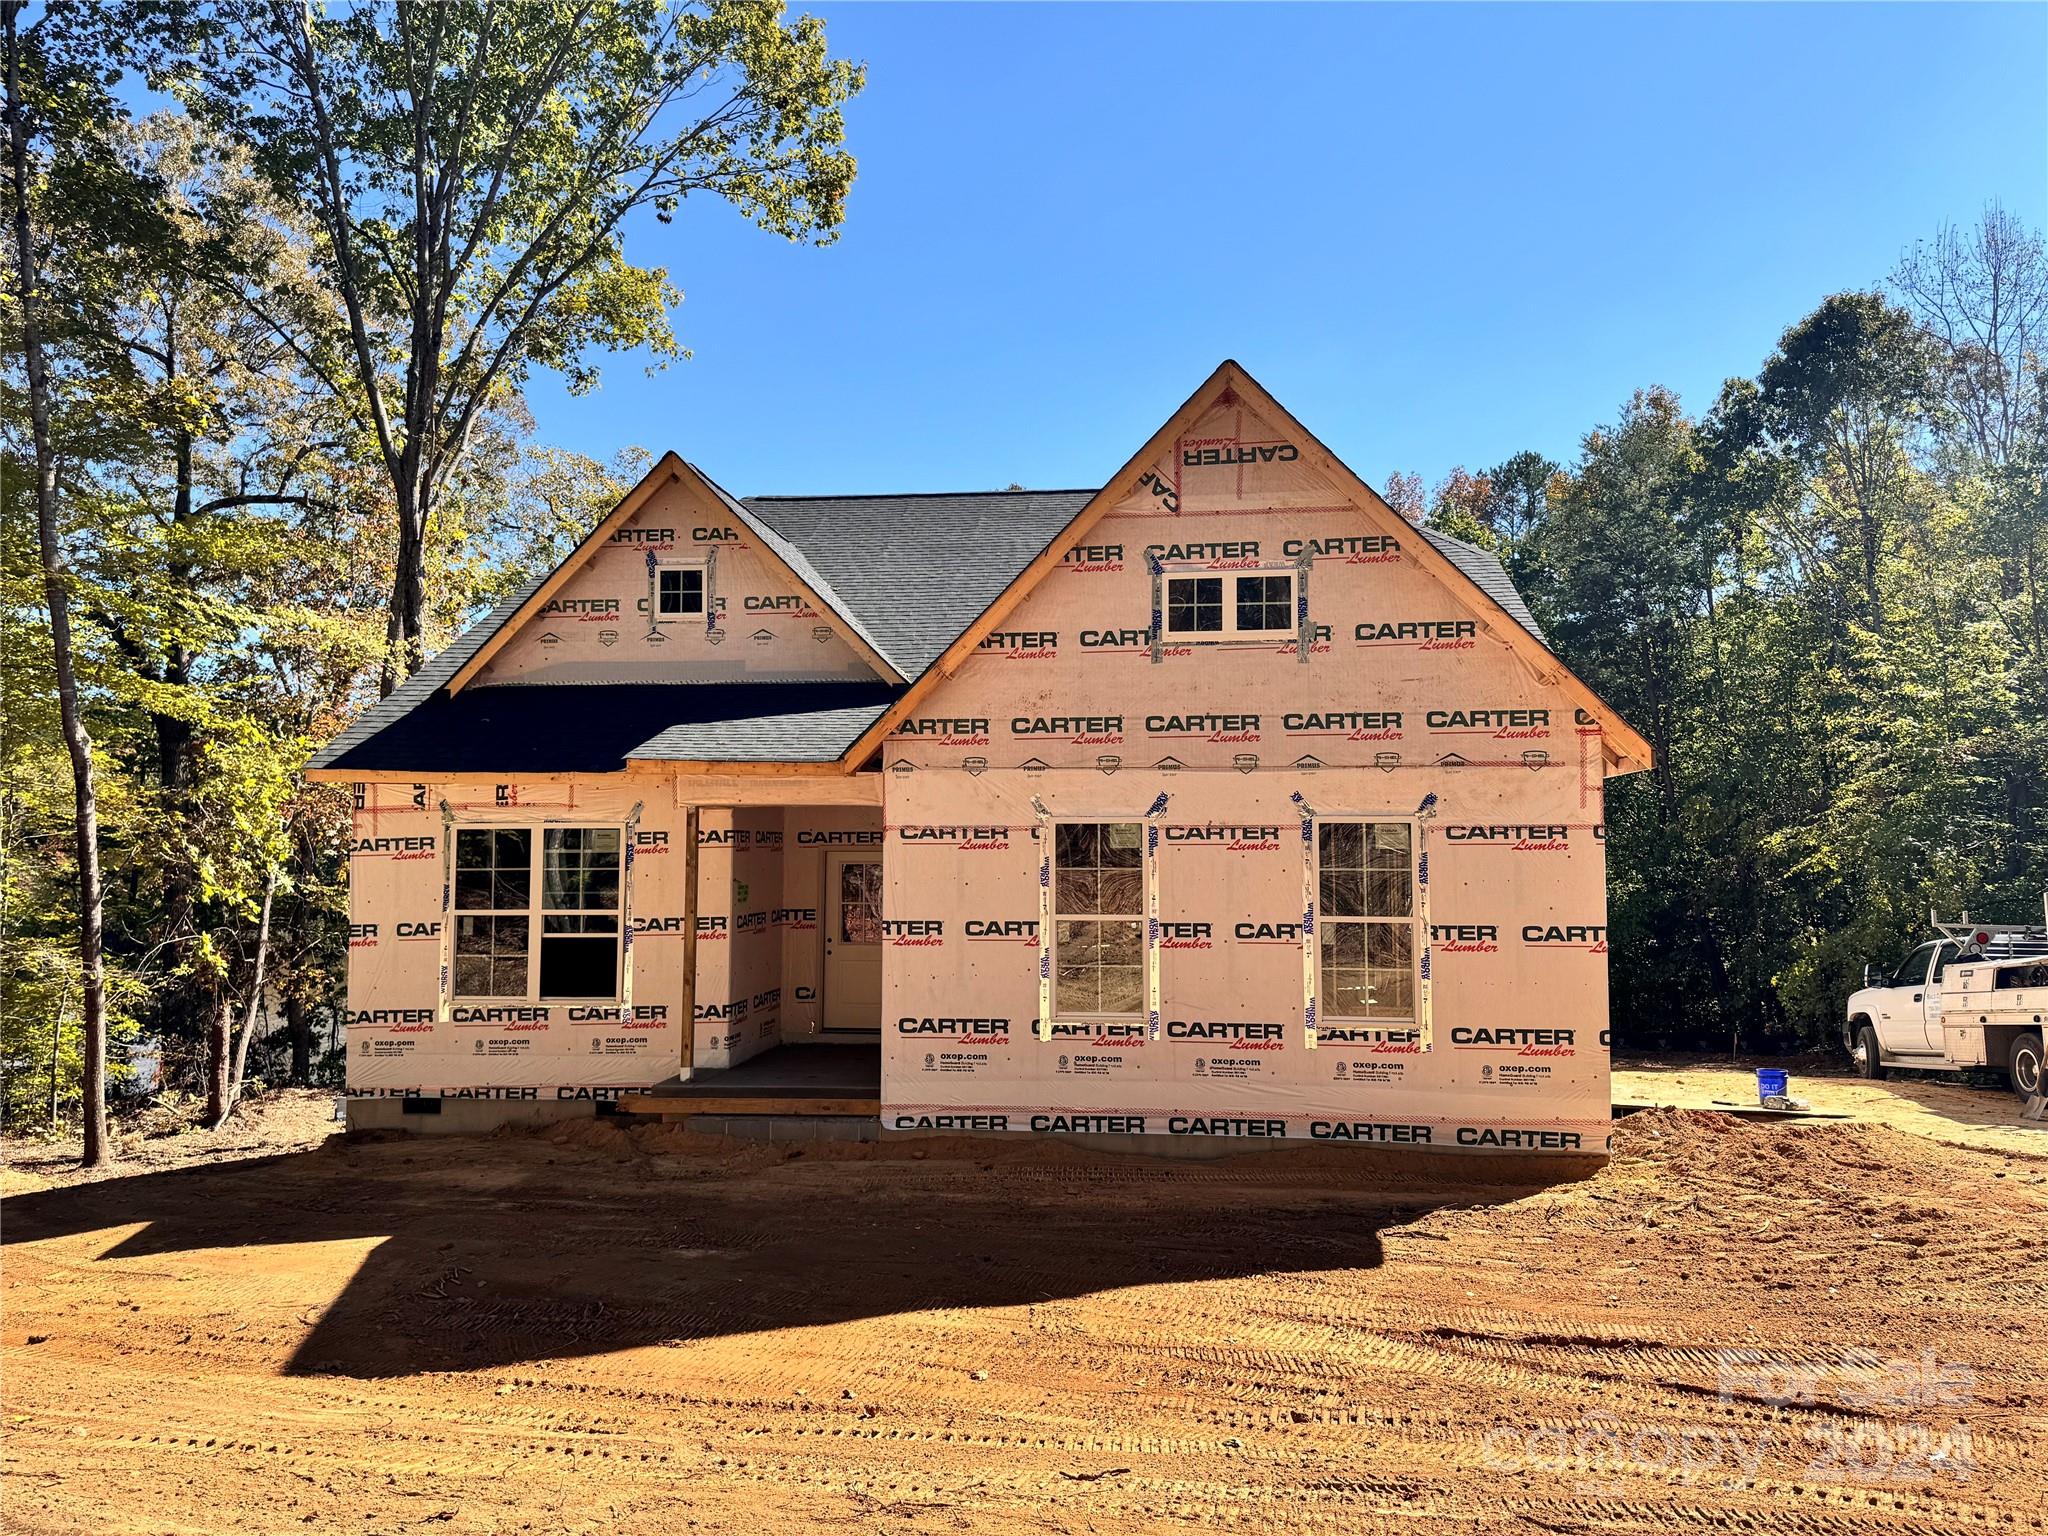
823, 853, 884, 1033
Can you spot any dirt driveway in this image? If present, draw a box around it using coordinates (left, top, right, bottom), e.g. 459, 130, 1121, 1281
1614, 1058, 2045, 1155
4, 1102, 2044, 1535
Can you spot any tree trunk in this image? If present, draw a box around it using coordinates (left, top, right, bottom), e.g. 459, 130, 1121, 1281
398, 479, 427, 676
150, 425, 197, 785
378, 499, 426, 695
6, 0, 107, 1167
222, 874, 277, 1121
204, 990, 230, 1128
286, 992, 312, 1085
48, 987, 64, 1125
1860, 508, 1884, 631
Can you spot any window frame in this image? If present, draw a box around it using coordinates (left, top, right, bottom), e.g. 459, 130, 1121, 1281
650, 557, 710, 623
1313, 816, 1422, 1025
450, 823, 626, 1005
1891, 943, 1938, 990
450, 827, 534, 1003
656, 563, 707, 617
1928, 941, 1963, 983
833, 855, 885, 946
1161, 566, 1299, 642
1049, 818, 1148, 1021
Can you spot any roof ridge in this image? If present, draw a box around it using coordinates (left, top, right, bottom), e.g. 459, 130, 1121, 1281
1417, 524, 1485, 556
743, 488, 1099, 502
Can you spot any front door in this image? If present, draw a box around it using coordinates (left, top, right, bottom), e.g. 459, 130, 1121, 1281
823, 853, 883, 1033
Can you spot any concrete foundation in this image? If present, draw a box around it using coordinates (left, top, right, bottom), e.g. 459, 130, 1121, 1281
345, 1097, 604, 1135
686, 1113, 878, 1142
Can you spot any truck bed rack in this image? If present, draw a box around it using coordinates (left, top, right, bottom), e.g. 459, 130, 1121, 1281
1930, 907, 2048, 960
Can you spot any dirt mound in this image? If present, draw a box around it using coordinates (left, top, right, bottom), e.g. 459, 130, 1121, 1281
1569, 1105, 2048, 1294
1613, 1059, 2047, 1156
1612, 1104, 1926, 1179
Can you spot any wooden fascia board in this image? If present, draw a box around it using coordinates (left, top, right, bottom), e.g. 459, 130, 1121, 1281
832, 362, 1239, 769
309, 767, 612, 785
446, 453, 687, 695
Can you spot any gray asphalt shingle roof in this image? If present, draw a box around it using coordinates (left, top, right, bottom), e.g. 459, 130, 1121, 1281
1416, 527, 1547, 645
630, 696, 899, 762
743, 490, 1094, 676
306, 576, 546, 773
743, 491, 1547, 662
693, 464, 907, 678
311, 487, 1550, 775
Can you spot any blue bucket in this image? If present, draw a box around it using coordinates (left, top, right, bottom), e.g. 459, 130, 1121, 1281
1756, 1068, 1788, 1103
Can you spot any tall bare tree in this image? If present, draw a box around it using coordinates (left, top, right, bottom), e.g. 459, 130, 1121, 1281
1895, 202, 2048, 470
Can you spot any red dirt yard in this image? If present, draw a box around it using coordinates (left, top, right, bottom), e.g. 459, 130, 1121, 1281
3, 1090, 2043, 1535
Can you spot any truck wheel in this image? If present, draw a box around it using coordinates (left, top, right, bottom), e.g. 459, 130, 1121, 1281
2010, 1031, 2044, 1102
1854, 1023, 1884, 1080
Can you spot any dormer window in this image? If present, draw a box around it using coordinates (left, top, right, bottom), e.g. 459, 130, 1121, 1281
657, 565, 705, 616
1164, 570, 1296, 639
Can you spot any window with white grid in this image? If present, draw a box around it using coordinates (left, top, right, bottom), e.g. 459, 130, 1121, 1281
1052, 822, 1145, 1017
453, 826, 623, 1001
1317, 820, 1417, 1021
1163, 569, 1296, 640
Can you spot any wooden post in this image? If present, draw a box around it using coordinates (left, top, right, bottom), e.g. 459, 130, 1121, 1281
680, 805, 700, 1082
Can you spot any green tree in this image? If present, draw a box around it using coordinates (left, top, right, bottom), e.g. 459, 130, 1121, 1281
4, 88, 644, 1131
166, 0, 863, 691
1, 0, 170, 1162
1497, 251, 2048, 1054
1750, 292, 1933, 631
1424, 451, 1560, 573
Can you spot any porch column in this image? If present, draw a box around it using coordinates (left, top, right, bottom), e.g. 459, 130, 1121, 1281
679, 803, 700, 1079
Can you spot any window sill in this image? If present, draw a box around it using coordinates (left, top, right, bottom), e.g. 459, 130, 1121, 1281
450, 998, 626, 1007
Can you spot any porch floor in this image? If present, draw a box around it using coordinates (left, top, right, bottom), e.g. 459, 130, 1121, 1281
642, 1043, 880, 1102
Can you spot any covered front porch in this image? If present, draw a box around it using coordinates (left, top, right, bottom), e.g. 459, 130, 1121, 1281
648, 767, 890, 1100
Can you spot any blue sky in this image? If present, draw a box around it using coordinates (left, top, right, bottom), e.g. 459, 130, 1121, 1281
535, 2, 2048, 497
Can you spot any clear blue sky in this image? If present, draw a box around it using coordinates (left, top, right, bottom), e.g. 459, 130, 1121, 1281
535, 2, 2048, 496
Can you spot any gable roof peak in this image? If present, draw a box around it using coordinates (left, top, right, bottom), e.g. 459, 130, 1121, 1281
441, 453, 906, 695
835, 357, 1652, 774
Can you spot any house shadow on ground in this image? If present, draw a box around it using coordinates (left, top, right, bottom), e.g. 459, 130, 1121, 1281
2, 1128, 1590, 1379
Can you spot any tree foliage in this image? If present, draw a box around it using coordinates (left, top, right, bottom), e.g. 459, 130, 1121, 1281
162, 0, 863, 688
5, 2, 853, 1145
1428, 214, 2048, 1049
3, 98, 647, 1135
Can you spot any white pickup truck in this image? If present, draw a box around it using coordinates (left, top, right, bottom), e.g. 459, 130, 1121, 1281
1844, 917, 2047, 1101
